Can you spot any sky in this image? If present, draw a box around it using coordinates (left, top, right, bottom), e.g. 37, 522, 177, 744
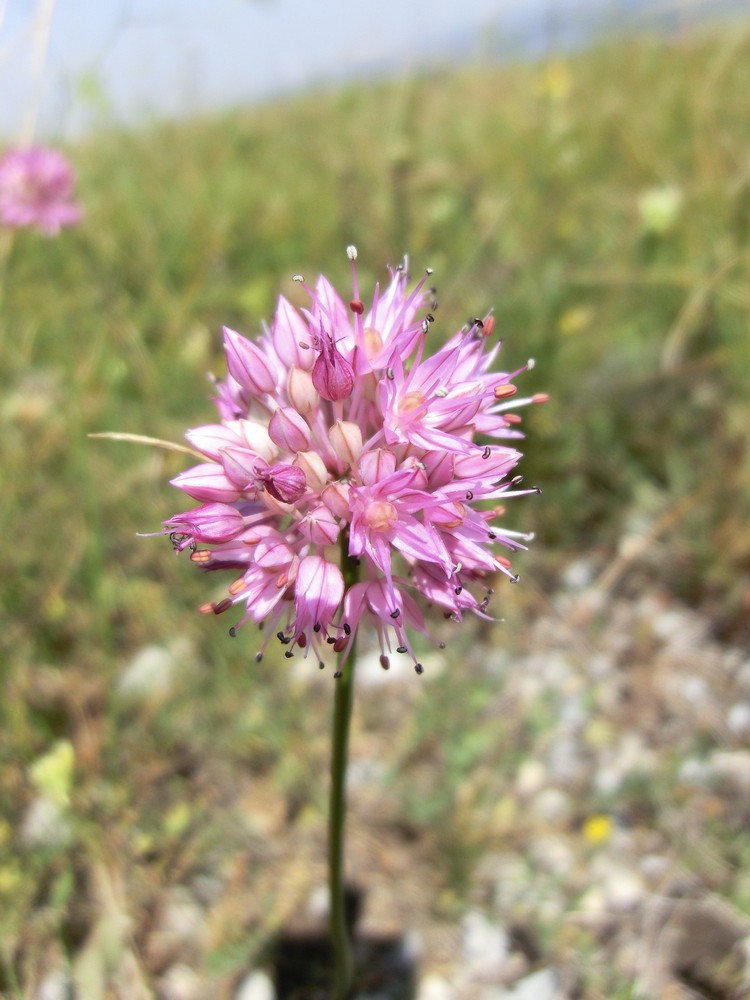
0, 0, 742, 140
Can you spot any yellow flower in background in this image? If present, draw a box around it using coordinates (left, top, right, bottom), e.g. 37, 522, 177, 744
558, 305, 594, 336
29, 740, 75, 808
583, 813, 614, 846
534, 59, 573, 103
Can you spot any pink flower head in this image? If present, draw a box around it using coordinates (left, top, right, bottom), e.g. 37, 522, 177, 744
0, 146, 81, 235
164, 247, 544, 674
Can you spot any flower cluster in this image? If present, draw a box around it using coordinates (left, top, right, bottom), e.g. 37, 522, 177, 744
0, 146, 81, 235
165, 249, 545, 673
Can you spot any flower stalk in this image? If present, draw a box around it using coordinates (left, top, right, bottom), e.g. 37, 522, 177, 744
328, 531, 360, 1000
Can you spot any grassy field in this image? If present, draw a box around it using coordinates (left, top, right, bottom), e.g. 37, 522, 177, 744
2, 17, 750, 998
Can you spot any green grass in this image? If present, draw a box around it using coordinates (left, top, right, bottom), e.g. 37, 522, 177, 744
2, 18, 750, 996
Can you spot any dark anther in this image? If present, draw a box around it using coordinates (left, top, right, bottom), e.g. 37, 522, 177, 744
334, 670, 343, 679
313, 622, 321, 633
426, 313, 435, 324
390, 608, 400, 619
415, 663, 425, 675
386, 367, 395, 380
284, 650, 294, 658
466, 490, 474, 501
534, 487, 542, 495
474, 317, 484, 328
255, 651, 263, 661
276, 631, 286, 641
396, 645, 408, 654
343, 623, 351, 636
455, 586, 463, 595
488, 531, 497, 539
510, 574, 520, 583
318, 661, 325, 669
213, 598, 233, 615
229, 626, 238, 637
327, 636, 336, 644
438, 641, 446, 649
425, 267, 433, 276
482, 446, 491, 459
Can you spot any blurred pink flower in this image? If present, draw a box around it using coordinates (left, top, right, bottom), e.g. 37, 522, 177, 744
165, 248, 546, 673
0, 146, 81, 235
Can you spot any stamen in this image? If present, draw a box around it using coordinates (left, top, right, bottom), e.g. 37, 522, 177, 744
285, 650, 294, 658
482, 446, 492, 459
390, 608, 400, 619
415, 663, 424, 675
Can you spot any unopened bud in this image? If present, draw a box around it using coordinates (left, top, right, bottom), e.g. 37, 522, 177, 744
312, 333, 355, 401
268, 407, 311, 453
329, 420, 363, 468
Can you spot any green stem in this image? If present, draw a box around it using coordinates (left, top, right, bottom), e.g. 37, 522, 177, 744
329, 534, 359, 1000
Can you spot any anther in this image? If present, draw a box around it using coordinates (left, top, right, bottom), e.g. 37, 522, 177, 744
425, 267, 433, 276
466, 490, 474, 501
350, 299, 364, 314
284, 650, 294, 658
435, 387, 448, 397
276, 630, 286, 642
510, 574, 520, 583
298, 340, 310, 349
396, 645, 408, 654
229, 626, 238, 637
453, 561, 462, 573
318, 661, 325, 669
438, 641, 446, 649
334, 670, 343, 679
488, 531, 497, 539
313, 622, 321, 633
426, 313, 435, 323
213, 598, 233, 615
333, 636, 348, 653
421, 319, 430, 334
327, 636, 336, 645
390, 609, 400, 619
297, 632, 307, 648
527, 358, 535, 369
380, 655, 390, 670
255, 651, 263, 661
347, 245, 358, 260
455, 586, 463, 595
386, 367, 395, 380
292, 273, 304, 282
415, 663, 425, 675
534, 487, 543, 495
343, 623, 351, 636
482, 446, 492, 459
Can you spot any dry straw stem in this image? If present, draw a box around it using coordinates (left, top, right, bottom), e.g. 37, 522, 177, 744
88, 432, 204, 461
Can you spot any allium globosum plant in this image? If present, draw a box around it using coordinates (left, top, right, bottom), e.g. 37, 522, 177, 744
160, 247, 545, 998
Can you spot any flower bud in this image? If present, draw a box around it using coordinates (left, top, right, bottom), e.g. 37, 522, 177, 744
358, 448, 397, 486
299, 504, 340, 546
164, 502, 245, 543
312, 333, 354, 401
294, 450, 329, 493
237, 420, 278, 463
170, 463, 242, 503
287, 366, 318, 415
268, 407, 311, 453
322, 482, 352, 519
223, 326, 276, 394
329, 420, 363, 469
256, 463, 307, 504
